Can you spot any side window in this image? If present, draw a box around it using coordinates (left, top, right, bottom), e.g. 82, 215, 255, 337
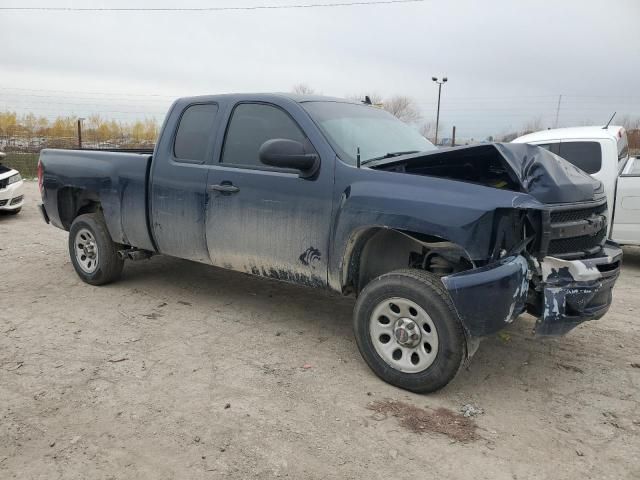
222, 103, 306, 168
174, 103, 219, 162
556, 141, 602, 174
536, 143, 560, 154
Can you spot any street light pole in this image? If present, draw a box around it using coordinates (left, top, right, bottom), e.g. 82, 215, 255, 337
431, 76, 447, 145
77, 117, 85, 149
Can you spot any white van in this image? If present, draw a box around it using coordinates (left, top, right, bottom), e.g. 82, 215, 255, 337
513, 126, 639, 245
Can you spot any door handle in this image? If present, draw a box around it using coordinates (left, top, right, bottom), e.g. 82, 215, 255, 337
208, 183, 240, 194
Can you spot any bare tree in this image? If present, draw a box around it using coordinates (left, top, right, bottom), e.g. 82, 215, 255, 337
381, 96, 422, 124
618, 114, 640, 130
418, 122, 435, 141
346, 93, 384, 105
291, 83, 316, 95
496, 131, 520, 142
520, 117, 544, 135
345, 93, 423, 124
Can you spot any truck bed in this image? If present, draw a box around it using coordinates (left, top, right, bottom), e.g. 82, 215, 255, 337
39, 148, 155, 251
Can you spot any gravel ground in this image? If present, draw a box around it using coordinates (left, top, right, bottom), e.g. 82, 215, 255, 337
1, 181, 639, 479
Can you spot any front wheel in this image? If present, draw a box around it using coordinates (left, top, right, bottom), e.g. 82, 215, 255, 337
353, 269, 466, 393
69, 213, 124, 285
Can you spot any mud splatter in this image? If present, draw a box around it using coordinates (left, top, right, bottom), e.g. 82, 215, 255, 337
367, 399, 478, 442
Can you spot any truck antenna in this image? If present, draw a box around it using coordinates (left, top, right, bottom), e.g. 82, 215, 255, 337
603, 112, 616, 129
356, 147, 361, 168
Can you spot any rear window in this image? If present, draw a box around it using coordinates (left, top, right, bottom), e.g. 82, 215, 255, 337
536, 143, 554, 153
174, 103, 218, 162
556, 141, 602, 174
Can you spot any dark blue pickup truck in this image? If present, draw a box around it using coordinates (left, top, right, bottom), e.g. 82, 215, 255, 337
38, 93, 622, 392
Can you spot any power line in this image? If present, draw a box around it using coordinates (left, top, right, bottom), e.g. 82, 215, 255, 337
1, 99, 170, 109
0, 86, 175, 98
0, 0, 427, 12
3, 87, 639, 104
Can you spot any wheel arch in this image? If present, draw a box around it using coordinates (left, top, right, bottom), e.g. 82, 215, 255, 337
57, 187, 101, 230
340, 227, 474, 295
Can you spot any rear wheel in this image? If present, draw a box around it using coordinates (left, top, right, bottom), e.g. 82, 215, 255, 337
69, 213, 124, 285
353, 269, 466, 393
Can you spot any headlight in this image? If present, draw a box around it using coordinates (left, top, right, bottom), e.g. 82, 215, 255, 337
7, 173, 21, 185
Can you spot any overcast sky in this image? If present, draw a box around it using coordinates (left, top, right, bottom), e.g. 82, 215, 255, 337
1, 0, 639, 139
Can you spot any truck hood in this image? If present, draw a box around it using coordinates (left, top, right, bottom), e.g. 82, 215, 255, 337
370, 142, 601, 204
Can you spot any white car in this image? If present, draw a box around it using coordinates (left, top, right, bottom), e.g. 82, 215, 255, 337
0, 153, 25, 214
513, 126, 639, 245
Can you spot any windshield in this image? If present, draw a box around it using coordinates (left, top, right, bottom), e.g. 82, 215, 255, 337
302, 101, 436, 165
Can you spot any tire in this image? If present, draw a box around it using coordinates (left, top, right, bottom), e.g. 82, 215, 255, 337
353, 269, 466, 393
68, 213, 124, 285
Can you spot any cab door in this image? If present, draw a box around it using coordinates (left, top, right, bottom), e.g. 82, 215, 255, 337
611, 157, 640, 245
149, 102, 221, 264
204, 101, 333, 287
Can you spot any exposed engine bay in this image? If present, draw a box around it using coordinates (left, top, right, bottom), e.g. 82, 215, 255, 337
378, 144, 521, 192
361, 143, 618, 337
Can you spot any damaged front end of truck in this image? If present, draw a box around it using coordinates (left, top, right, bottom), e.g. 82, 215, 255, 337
369, 142, 622, 338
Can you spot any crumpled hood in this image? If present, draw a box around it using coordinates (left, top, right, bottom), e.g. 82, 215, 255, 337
372, 142, 601, 205
493, 143, 600, 204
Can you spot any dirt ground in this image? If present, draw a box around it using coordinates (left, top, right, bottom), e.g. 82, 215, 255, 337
2, 181, 639, 479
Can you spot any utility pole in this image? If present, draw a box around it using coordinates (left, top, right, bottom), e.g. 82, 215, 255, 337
432, 76, 447, 145
77, 118, 85, 149
451, 126, 456, 147
554, 94, 562, 128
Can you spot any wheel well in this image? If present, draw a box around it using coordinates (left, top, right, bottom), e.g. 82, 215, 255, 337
57, 187, 101, 230
345, 228, 473, 294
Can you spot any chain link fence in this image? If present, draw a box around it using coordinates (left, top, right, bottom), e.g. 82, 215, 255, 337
0, 133, 156, 177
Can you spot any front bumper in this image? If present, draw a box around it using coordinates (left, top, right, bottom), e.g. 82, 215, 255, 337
0, 179, 24, 210
441, 241, 622, 338
536, 241, 622, 335
441, 255, 530, 337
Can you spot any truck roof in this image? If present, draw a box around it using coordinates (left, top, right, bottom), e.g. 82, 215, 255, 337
176, 92, 359, 105
513, 125, 626, 143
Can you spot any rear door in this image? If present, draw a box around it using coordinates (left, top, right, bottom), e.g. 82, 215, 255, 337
204, 100, 333, 287
150, 102, 221, 264
611, 157, 640, 245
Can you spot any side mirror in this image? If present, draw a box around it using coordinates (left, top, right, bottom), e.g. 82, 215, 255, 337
259, 139, 319, 178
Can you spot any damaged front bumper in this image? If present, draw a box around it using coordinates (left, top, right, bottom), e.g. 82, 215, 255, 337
441, 255, 530, 337
536, 241, 622, 335
441, 241, 622, 338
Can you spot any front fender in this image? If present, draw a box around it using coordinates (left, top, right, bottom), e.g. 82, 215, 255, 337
328, 163, 542, 291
